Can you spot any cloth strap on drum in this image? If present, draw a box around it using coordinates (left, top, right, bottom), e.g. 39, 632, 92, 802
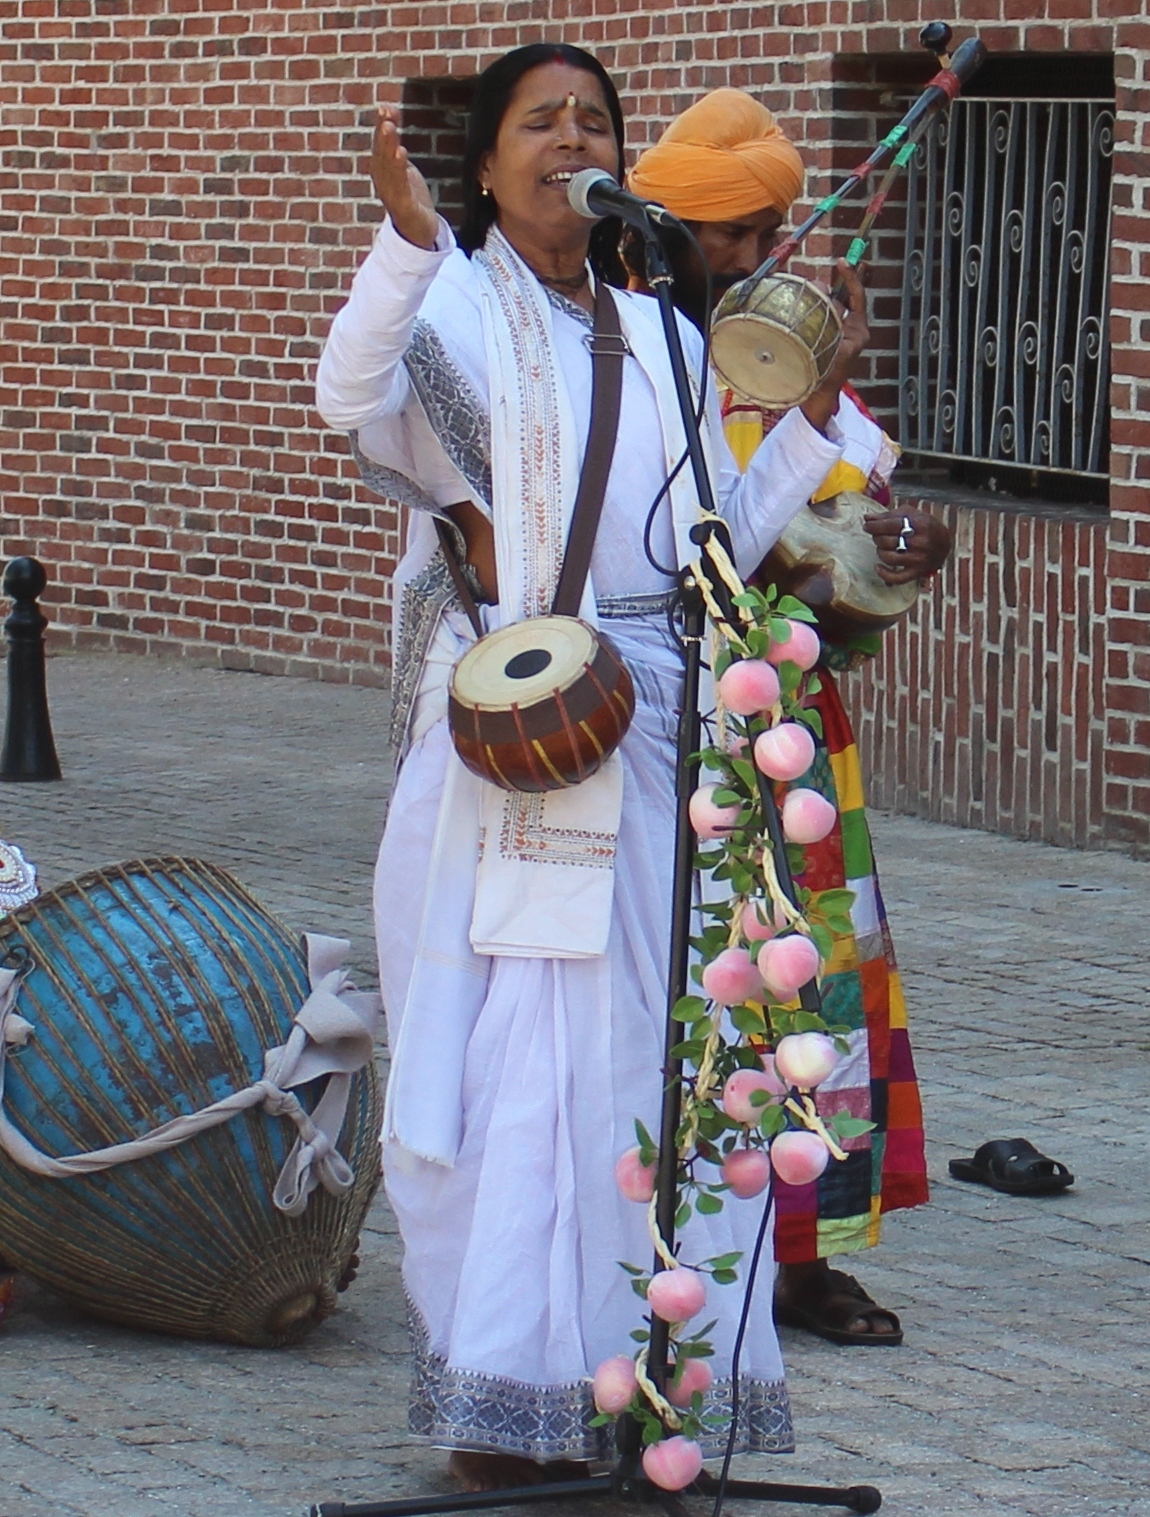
434, 281, 626, 627
0, 935, 382, 1218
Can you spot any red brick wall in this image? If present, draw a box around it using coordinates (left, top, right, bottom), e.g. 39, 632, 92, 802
2, 0, 1147, 850
844, 496, 1109, 849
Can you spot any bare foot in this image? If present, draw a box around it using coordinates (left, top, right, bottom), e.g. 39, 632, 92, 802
446, 1453, 593, 1492
775, 1259, 902, 1344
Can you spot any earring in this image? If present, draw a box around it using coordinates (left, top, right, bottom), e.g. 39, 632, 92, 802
481, 186, 492, 198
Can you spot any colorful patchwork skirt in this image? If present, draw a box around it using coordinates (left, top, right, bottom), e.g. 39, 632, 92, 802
772, 670, 929, 1264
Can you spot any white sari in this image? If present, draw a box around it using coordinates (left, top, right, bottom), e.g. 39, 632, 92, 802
316, 215, 844, 1458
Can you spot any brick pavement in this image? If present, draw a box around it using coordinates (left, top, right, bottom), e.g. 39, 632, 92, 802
0, 653, 1147, 1517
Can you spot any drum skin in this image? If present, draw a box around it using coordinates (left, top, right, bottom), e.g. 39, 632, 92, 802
711, 272, 843, 409
449, 617, 635, 792
760, 490, 919, 640
0, 858, 381, 1347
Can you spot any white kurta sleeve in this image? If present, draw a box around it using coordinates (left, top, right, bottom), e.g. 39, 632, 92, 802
315, 215, 454, 431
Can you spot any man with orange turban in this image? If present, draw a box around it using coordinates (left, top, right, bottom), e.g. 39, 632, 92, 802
628, 91, 950, 1349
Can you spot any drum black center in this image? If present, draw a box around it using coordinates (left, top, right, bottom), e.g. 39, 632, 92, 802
504, 648, 552, 680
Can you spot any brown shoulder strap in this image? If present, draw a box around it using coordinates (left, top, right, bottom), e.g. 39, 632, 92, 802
551, 284, 626, 618
433, 516, 484, 638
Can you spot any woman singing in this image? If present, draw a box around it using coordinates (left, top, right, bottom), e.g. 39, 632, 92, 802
316, 42, 854, 1491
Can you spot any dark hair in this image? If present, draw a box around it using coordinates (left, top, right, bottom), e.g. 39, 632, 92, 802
458, 43, 627, 284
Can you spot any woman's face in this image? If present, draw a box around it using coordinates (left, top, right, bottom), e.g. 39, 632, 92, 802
479, 62, 620, 252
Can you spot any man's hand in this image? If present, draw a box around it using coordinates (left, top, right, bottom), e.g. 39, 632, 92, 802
863, 510, 952, 586
799, 259, 869, 435
370, 106, 440, 251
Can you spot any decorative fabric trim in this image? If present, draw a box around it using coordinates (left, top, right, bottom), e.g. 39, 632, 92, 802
598, 591, 677, 618
348, 431, 444, 517
388, 520, 485, 760
497, 793, 618, 871
544, 285, 595, 330
407, 1304, 793, 1459
405, 319, 494, 509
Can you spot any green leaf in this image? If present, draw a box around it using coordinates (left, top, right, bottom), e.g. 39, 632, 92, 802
589, 1411, 614, 1427
695, 1191, 724, 1215
708, 1251, 743, 1270
631, 1277, 649, 1299
829, 1114, 877, 1140
809, 923, 834, 961
730, 1003, 766, 1036
804, 674, 822, 696
711, 1268, 738, 1285
776, 595, 817, 623
748, 1087, 774, 1108
673, 994, 707, 1024
794, 1009, 826, 1033
798, 706, 824, 740
618, 1260, 646, 1276
816, 888, 856, 913
642, 1421, 664, 1446
630, 1328, 650, 1342
758, 1104, 786, 1137
674, 1202, 692, 1229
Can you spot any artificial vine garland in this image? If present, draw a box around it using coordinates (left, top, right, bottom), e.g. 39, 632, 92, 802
591, 579, 875, 1491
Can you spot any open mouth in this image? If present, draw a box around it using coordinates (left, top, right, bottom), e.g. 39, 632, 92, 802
542, 168, 581, 186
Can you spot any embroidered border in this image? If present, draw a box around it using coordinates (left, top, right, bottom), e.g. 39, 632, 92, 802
499, 793, 618, 870
475, 230, 567, 618
348, 431, 443, 516
407, 1305, 794, 1458
405, 319, 493, 508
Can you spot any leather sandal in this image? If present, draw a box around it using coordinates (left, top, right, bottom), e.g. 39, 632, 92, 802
774, 1268, 904, 1347
948, 1138, 1073, 1196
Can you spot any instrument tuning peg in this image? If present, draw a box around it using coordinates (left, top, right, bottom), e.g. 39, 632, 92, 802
919, 21, 953, 63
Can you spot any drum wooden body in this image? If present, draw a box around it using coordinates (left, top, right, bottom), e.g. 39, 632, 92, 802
711, 273, 843, 408
448, 616, 635, 792
761, 491, 919, 641
0, 858, 381, 1347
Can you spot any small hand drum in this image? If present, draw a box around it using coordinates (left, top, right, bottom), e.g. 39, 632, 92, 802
765, 490, 919, 639
711, 273, 843, 408
448, 615, 635, 792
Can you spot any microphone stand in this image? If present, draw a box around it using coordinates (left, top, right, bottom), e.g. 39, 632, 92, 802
308, 215, 881, 1517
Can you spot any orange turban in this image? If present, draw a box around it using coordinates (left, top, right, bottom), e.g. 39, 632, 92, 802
627, 89, 804, 221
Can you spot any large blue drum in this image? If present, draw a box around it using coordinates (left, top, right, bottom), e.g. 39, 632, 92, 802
0, 858, 381, 1346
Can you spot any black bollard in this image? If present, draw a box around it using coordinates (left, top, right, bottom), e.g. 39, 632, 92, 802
1, 557, 62, 782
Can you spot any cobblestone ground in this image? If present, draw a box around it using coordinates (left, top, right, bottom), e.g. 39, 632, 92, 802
0, 653, 1147, 1517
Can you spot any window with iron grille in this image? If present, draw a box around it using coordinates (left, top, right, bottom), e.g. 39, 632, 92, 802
899, 78, 1113, 505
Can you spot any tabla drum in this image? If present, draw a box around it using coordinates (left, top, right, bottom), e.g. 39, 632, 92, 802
761, 490, 919, 641
448, 615, 635, 792
711, 272, 843, 408
0, 858, 381, 1347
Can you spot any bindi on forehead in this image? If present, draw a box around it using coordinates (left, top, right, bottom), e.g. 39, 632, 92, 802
521, 95, 609, 120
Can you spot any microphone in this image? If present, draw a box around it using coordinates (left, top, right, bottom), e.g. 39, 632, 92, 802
567, 168, 679, 230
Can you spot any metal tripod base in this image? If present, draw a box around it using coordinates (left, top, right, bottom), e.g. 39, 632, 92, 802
309, 1467, 881, 1517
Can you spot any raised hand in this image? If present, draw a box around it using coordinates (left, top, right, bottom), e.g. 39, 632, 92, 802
799, 259, 869, 435
370, 106, 440, 251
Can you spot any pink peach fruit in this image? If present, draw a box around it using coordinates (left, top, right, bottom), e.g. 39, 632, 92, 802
759, 1053, 787, 1094
766, 619, 821, 672
721, 1147, 772, 1199
701, 947, 763, 1006
770, 1129, 831, 1186
642, 1436, 704, 1491
615, 1147, 657, 1203
646, 1267, 707, 1324
717, 659, 781, 716
753, 722, 816, 783
781, 788, 837, 845
741, 898, 786, 941
721, 1068, 779, 1124
689, 783, 741, 840
773, 1031, 840, 1090
592, 1354, 638, 1415
667, 1356, 714, 1408
756, 934, 821, 1001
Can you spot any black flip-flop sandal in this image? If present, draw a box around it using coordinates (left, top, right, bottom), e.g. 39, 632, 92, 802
774, 1269, 904, 1347
948, 1138, 1074, 1196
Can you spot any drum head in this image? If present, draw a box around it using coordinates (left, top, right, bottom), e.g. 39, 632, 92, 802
711, 273, 843, 409
711, 314, 822, 408
451, 615, 597, 712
